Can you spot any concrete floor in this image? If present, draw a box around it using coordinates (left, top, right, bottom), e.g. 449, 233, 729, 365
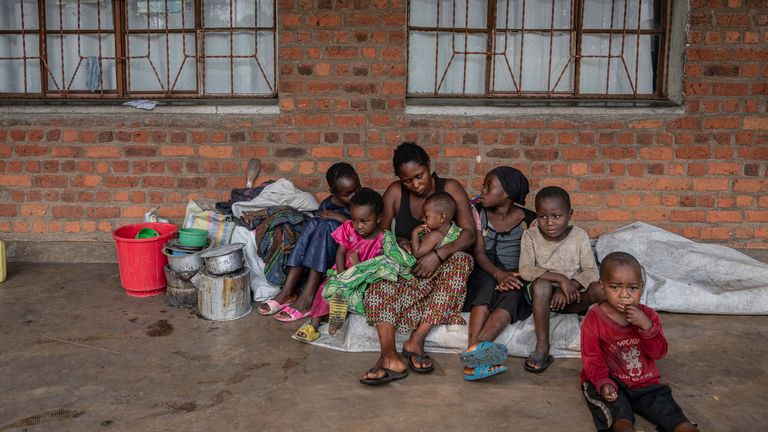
1, 262, 766, 432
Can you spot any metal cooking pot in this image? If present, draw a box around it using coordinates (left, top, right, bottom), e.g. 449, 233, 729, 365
198, 243, 245, 275
162, 248, 204, 273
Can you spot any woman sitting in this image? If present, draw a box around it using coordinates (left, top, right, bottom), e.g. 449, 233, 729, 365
360, 142, 476, 385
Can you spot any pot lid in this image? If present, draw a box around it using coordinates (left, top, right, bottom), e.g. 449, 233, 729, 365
198, 243, 245, 258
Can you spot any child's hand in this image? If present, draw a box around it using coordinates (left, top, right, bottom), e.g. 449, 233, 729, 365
349, 250, 360, 266
550, 290, 568, 310
495, 271, 523, 291
624, 305, 652, 332
600, 383, 618, 402
559, 279, 582, 305
418, 224, 431, 235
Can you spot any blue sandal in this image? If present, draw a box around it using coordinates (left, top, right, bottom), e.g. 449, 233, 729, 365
464, 364, 508, 381
459, 341, 509, 368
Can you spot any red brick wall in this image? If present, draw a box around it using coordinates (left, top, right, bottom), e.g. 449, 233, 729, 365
1, 0, 767, 248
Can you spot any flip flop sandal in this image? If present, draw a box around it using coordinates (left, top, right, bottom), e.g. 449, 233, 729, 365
464, 364, 508, 381
327, 291, 348, 335
459, 341, 509, 368
359, 367, 409, 386
291, 322, 320, 343
524, 352, 554, 373
257, 299, 291, 316
274, 305, 311, 323
402, 349, 435, 374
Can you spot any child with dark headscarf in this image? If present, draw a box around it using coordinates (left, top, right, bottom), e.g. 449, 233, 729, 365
459, 166, 537, 381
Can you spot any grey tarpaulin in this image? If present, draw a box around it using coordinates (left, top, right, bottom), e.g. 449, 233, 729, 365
596, 222, 768, 315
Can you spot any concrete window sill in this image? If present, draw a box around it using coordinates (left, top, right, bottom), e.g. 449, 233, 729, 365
0, 102, 280, 115
405, 104, 685, 117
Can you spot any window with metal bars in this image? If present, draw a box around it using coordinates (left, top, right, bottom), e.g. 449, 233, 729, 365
0, 0, 276, 99
407, 0, 669, 101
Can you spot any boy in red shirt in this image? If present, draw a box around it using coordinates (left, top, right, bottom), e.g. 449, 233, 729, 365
580, 252, 698, 432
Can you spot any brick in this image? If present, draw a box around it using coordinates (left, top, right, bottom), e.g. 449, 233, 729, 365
199, 146, 233, 159
707, 162, 741, 175
125, 146, 157, 157
524, 149, 558, 161
52, 205, 83, 218
655, 179, 691, 191
295, 114, 330, 127
744, 117, 768, 130
333, 115, 365, 128
0, 204, 16, 217
676, 146, 711, 159
563, 147, 596, 160
160, 145, 195, 157
311, 147, 343, 158
745, 211, 768, 222
87, 146, 121, 158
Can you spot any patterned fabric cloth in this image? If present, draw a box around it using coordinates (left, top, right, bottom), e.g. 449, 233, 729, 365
238, 206, 309, 286
323, 231, 415, 315
364, 251, 474, 334
285, 196, 350, 273
437, 222, 462, 248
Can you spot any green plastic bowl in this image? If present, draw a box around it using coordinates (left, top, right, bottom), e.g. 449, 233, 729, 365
178, 228, 208, 247
135, 227, 160, 239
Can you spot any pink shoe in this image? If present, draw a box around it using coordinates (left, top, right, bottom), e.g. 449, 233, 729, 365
257, 299, 291, 316
274, 305, 311, 323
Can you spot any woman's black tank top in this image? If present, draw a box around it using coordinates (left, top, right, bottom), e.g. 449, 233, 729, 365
395, 173, 445, 239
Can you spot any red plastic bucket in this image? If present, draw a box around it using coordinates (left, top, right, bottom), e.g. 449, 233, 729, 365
113, 222, 178, 297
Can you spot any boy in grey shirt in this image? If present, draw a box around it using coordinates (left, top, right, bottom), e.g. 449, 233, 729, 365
519, 186, 604, 373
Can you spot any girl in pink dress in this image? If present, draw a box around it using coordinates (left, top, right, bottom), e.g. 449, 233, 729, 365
292, 188, 385, 343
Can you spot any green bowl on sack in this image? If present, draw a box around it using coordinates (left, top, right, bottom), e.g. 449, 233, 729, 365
135, 228, 160, 239
178, 228, 208, 247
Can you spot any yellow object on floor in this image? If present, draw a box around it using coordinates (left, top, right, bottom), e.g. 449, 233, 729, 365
291, 323, 320, 343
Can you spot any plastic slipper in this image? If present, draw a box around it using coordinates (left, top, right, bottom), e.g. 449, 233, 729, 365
402, 349, 434, 374
524, 352, 554, 373
464, 364, 508, 381
359, 367, 409, 386
274, 305, 311, 323
291, 323, 320, 343
257, 299, 291, 316
459, 341, 509, 368
327, 291, 348, 335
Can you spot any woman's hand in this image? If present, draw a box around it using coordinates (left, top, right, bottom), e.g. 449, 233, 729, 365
398, 239, 412, 253
413, 251, 440, 278
317, 210, 346, 223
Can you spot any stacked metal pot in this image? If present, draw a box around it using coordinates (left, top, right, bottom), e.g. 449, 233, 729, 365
163, 238, 208, 307
191, 243, 252, 321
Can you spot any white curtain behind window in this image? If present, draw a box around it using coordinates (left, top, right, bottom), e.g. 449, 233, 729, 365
0, 0, 41, 94
127, 0, 275, 95
408, 0, 656, 96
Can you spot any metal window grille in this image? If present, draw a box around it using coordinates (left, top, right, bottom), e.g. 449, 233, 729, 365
407, 0, 668, 100
0, 0, 276, 99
